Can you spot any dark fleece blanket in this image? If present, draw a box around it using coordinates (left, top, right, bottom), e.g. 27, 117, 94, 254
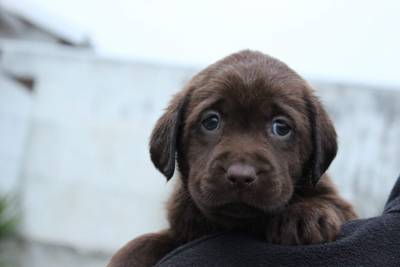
157, 176, 400, 267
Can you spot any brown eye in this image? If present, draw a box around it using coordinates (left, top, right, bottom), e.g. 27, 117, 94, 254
271, 118, 292, 137
201, 111, 221, 131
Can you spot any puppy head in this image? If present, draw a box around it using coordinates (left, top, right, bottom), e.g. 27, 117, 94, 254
150, 50, 337, 220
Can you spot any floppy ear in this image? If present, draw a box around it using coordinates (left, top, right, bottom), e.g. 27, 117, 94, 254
305, 93, 338, 186
149, 92, 188, 180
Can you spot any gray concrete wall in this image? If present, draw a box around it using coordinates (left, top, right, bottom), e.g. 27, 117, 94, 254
0, 73, 32, 196
0, 39, 399, 266
316, 84, 400, 216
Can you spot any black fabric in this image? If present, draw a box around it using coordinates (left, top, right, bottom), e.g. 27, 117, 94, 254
157, 176, 400, 267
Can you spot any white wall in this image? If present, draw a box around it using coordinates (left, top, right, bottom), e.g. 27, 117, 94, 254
0, 40, 197, 254
0, 73, 32, 195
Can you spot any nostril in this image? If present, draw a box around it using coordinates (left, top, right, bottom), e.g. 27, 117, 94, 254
227, 176, 237, 184
244, 176, 255, 184
226, 174, 256, 186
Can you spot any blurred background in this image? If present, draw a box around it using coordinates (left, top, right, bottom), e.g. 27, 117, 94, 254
0, 0, 399, 266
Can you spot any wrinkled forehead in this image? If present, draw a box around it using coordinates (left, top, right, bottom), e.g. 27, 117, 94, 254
186, 67, 310, 122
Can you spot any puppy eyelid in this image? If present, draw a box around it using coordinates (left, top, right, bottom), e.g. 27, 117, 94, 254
272, 115, 295, 127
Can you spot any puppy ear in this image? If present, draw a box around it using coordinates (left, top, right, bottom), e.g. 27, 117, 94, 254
305, 93, 338, 186
149, 92, 188, 180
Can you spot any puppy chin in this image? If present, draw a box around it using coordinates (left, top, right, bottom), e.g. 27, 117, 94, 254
190, 188, 291, 222
195, 200, 289, 229
208, 203, 265, 220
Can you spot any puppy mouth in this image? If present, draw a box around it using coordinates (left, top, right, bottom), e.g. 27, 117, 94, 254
192, 176, 290, 219
214, 202, 265, 218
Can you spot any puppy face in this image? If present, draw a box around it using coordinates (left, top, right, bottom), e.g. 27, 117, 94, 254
150, 50, 337, 221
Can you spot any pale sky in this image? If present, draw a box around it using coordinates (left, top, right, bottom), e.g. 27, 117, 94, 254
3, 0, 400, 88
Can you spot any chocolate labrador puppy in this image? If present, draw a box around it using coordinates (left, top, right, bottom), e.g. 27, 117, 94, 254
108, 50, 357, 267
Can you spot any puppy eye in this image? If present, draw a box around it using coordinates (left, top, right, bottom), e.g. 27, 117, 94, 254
201, 111, 221, 131
271, 118, 292, 137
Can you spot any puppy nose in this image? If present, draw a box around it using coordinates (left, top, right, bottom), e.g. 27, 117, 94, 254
226, 164, 257, 187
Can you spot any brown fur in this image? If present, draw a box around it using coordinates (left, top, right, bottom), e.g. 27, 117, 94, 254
108, 50, 357, 267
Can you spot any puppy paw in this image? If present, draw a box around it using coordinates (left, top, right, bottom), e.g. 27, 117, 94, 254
266, 202, 343, 245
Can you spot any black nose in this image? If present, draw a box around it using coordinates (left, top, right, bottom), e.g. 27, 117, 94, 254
226, 163, 257, 187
